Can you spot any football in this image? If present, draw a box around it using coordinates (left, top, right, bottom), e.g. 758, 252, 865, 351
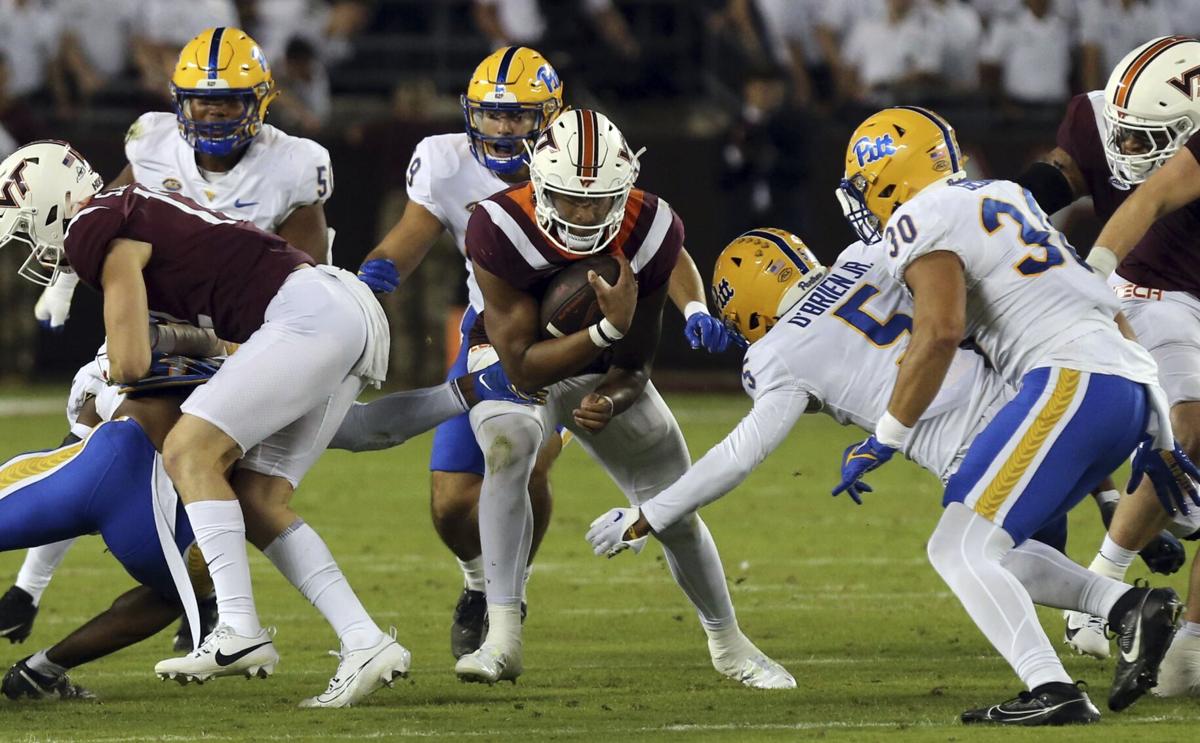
539, 254, 621, 339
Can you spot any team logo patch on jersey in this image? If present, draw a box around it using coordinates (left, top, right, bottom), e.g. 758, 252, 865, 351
853, 134, 896, 167
161, 178, 182, 192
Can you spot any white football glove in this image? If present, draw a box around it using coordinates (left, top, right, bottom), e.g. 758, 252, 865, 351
586, 507, 650, 558
34, 270, 79, 331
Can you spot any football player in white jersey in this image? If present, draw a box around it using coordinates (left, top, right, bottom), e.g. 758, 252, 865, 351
347, 46, 738, 660
586, 228, 1183, 720
828, 106, 1197, 723
0, 27, 333, 653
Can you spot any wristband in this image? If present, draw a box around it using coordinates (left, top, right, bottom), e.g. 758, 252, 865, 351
589, 317, 625, 347
683, 301, 709, 319
874, 411, 913, 448
1086, 246, 1119, 277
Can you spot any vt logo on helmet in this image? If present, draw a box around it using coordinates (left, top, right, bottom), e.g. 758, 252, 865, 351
170, 27, 279, 157
0, 141, 103, 286
711, 228, 827, 345
1102, 36, 1200, 187
528, 109, 643, 255
462, 46, 563, 175
837, 106, 965, 244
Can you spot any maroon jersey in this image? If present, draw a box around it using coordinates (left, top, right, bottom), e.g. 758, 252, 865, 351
465, 183, 683, 347
64, 184, 313, 342
1057, 91, 1200, 295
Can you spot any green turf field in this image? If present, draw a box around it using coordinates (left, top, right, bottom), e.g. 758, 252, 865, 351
0, 391, 1196, 741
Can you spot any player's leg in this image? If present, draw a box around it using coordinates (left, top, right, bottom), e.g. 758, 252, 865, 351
455, 401, 546, 683
563, 377, 794, 689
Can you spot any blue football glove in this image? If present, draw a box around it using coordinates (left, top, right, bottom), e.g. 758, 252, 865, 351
684, 312, 745, 353
357, 258, 400, 294
585, 507, 650, 558
470, 362, 546, 406
1128, 436, 1200, 516
831, 436, 895, 505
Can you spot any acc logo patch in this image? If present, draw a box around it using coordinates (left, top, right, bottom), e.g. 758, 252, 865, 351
161, 178, 182, 192
853, 134, 897, 167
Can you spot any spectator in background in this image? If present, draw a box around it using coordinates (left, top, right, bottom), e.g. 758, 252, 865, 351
242, 0, 372, 66
49, 0, 139, 117
979, 0, 1073, 115
0, 0, 60, 101
132, 0, 240, 102
929, 0, 983, 93
813, 0, 885, 104
1080, 0, 1172, 91
839, 0, 944, 106
271, 36, 331, 135
725, 0, 824, 108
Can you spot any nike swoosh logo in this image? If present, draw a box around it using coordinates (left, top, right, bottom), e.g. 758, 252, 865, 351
233, 199, 259, 208
0, 624, 25, 636
1121, 618, 1143, 663
215, 641, 272, 667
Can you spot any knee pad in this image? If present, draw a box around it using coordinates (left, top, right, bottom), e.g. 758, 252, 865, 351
474, 411, 544, 474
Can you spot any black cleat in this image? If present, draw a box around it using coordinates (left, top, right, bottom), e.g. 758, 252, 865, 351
962, 682, 1100, 726
0, 586, 38, 644
2, 658, 95, 701
1108, 586, 1182, 711
172, 595, 219, 652
451, 589, 488, 659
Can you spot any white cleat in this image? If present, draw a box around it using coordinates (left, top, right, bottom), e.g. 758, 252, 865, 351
454, 642, 522, 684
709, 633, 796, 690
1151, 632, 1200, 697
299, 628, 411, 708
154, 624, 278, 684
1063, 610, 1110, 660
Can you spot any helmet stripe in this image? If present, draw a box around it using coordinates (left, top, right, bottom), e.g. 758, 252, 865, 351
577, 109, 598, 183
494, 46, 519, 84
207, 27, 226, 80
893, 105, 960, 173
1115, 35, 1193, 108
743, 230, 810, 274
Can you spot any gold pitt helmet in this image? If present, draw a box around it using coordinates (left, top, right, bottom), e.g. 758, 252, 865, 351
836, 106, 965, 244
461, 46, 563, 174
711, 228, 827, 345
170, 27, 278, 157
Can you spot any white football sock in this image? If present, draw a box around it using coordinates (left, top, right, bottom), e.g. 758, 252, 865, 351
15, 539, 76, 605
928, 503, 1072, 691
472, 407, 541, 608
1002, 538, 1130, 617
1091, 534, 1137, 580
263, 520, 383, 652
485, 603, 523, 650
521, 564, 533, 602
184, 500, 260, 637
1094, 488, 1121, 507
1180, 621, 1200, 640
27, 648, 66, 677
457, 556, 486, 593
656, 514, 737, 633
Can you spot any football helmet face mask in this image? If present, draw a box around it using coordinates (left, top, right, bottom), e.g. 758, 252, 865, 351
711, 228, 827, 345
837, 106, 965, 244
1102, 36, 1200, 187
171, 27, 278, 157
0, 141, 103, 286
528, 109, 643, 255
462, 46, 563, 175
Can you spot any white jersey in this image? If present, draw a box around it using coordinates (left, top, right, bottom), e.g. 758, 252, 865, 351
639, 242, 1011, 531
124, 112, 333, 233
883, 178, 1159, 388
405, 133, 510, 312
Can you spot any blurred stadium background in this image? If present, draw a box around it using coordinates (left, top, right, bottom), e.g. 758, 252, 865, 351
1, 0, 1198, 388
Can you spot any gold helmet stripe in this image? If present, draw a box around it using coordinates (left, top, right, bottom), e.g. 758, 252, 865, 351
206, 26, 226, 80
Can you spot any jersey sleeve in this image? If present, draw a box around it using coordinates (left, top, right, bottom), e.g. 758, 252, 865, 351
465, 202, 532, 291
633, 204, 684, 297
881, 196, 953, 286
63, 191, 132, 289
1055, 94, 1093, 166
639, 345, 810, 531
285, 138, 334, 212
404, 137, 449, 225
122, 112, 172, 179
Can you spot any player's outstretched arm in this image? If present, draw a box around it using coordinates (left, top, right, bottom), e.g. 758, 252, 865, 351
1091, 144, 1200, 275
100, 239, 154, 383
670, 248, 739, 354
356, 201, 445, 294
474, 253, 637, 392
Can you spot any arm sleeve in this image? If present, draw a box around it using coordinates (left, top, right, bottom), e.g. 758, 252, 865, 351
327, 381, 467, 452
639, 349, 810, 531
404, 137, 449, 224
